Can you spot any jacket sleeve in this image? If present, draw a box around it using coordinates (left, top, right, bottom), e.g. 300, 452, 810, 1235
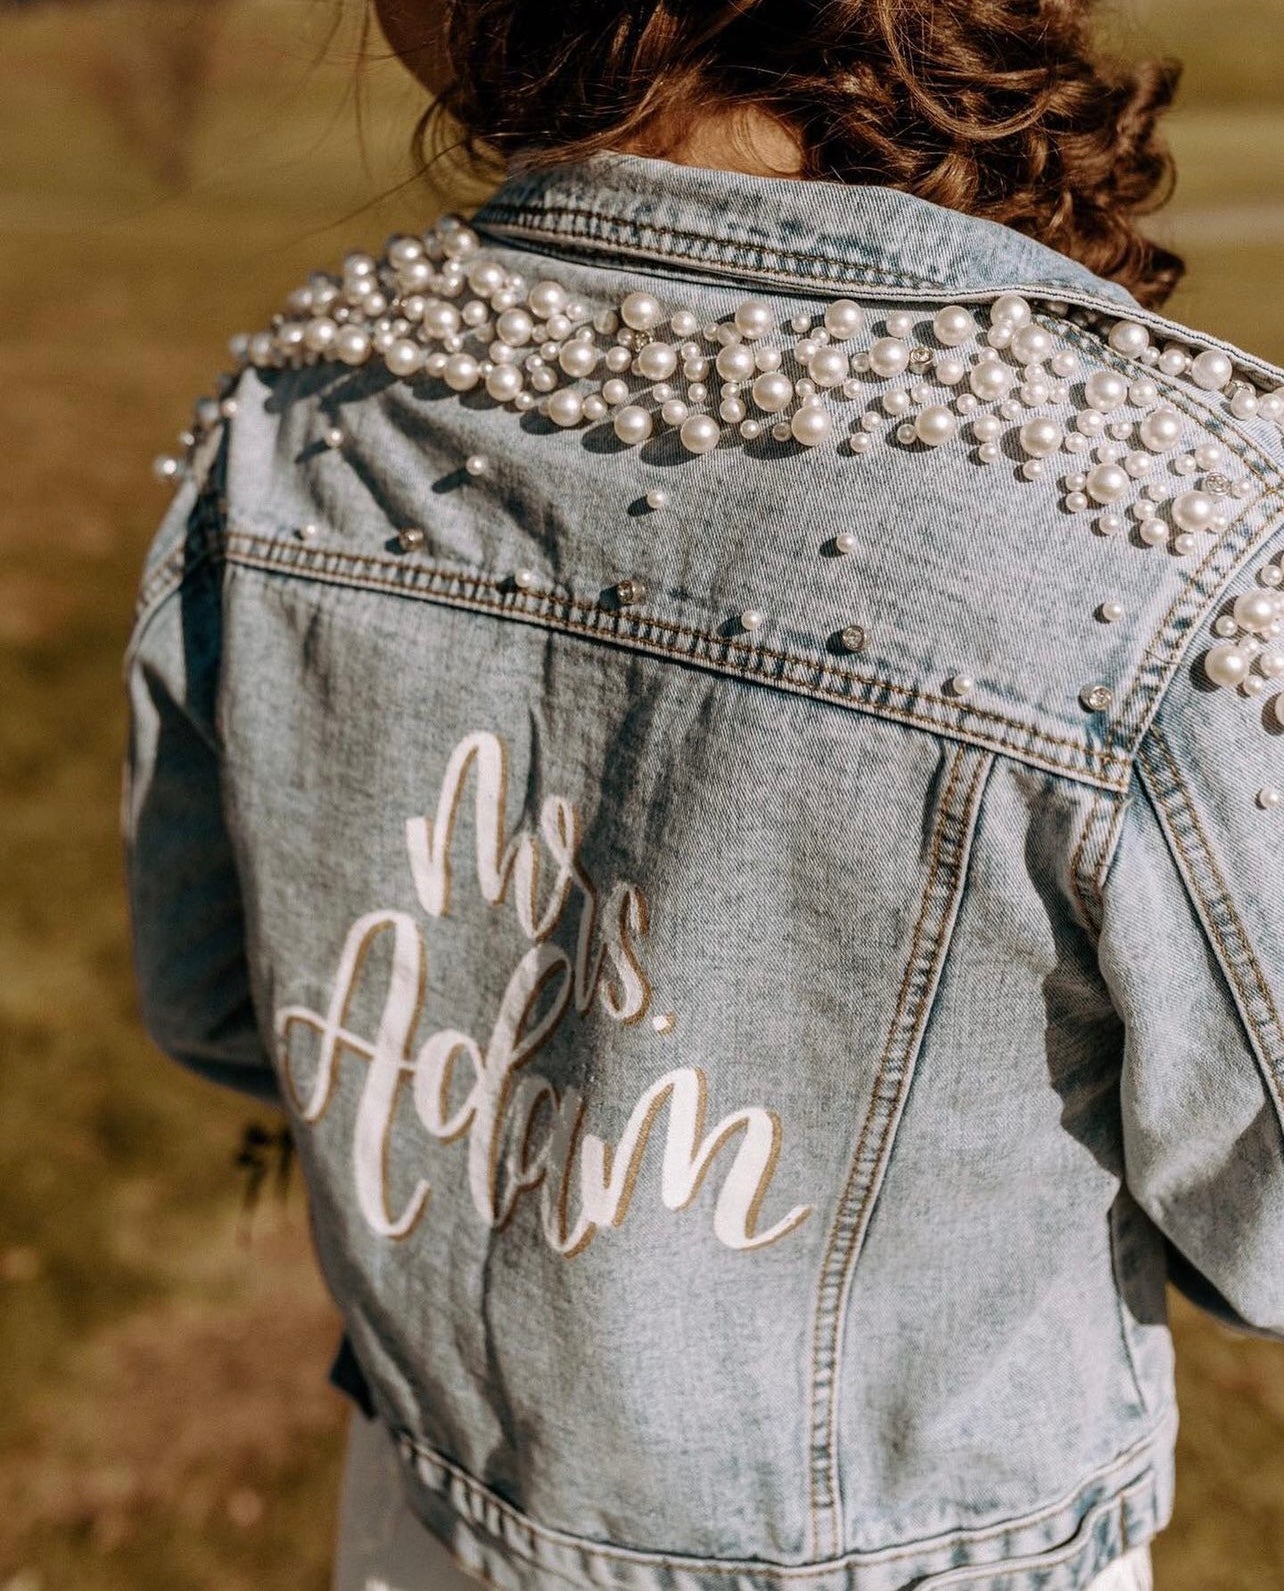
121, 429, 282, 1106
1096, 557, 1284, 1340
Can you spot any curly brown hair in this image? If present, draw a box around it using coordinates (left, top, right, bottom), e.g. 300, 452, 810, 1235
380, 0, 1185, 308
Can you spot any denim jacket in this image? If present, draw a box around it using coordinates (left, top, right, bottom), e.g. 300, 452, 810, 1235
122, 153, 1284, 1591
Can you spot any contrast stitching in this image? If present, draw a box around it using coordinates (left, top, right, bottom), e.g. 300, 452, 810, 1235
1068, 791, 1104, 937
221, 531, 1133, 789
806, 745, 992, 1557
1144, 727, 1284, 1069
395, 1407, 1171, 1576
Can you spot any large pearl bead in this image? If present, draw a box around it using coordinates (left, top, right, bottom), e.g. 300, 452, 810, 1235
421, 300, 462, 339
933, 305, 976, 347
1204, 641, 1252, 688
385, 337, 424, 377
808, 346, 849, 388
715, 343, 757, 382
990, 293, 1032, 327
1108, 321, 1151, 358
735, 300, 773, 339
1172, 489, 1216, 534
1190, 348, 1234, 391
1139, 406, 1182, 452
1086, 463, 1130, 504
824, 299, 864, 339
559, 340, 599, 378
336, 325, 372, 365
1234, 590, 1279, 633
303, 316, 338, 352
679, 413, 721, 454
1084, 370, 1128, 412
1011, 324, 1053, 366
791, 404, 833, 447
1019, 417, 1064, 458
914, 404, 956, 447
969, 361, 1013, 402
496, 308, 535, 347
636, 341, 679, 381
869, 337, 910, 378
752, 371, 794, 412
527, 280, 567, 319
443, 352, 480, 391
621, 291, 663, 331
547, 388, 585, 427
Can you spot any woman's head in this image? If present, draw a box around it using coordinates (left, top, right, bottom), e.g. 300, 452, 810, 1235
375, 0, 1184, 308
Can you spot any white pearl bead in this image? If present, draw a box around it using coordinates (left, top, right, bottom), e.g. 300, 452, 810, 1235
715, 343, 757, 382
484, 363, 523, 402
978, 442, 1001, 464
1258, 785, 1282, 811
527, 280, 566, 319
735, 300, 773, 339
1019, 417, 1063, 458
547, 388, 585, 427
1260, 392, 1284, 423
1066, 490, 1090, 511
652, 383, 675, 403
950, 673, 976, 697
791, 405, 833, 447
336, 325, 372, 365
512, 567, 537, 591
870, 337, 911, 378
1075, 410, 1106, 437
1139, 518, 1169, 546
605, 346, 632, 373
601, 378, 629, 406
740, 418, 763, 441
496, 308, 534, 347
1124, 451, 1152, 479
1021, 459, 1045, 481
635, 341, 678, 381
1085, 370, 1129, 412
719, 396, 747, 423
443, 353, 480, 391
716, 323, 744, 347
620, 292, 663, 331
1108, 320, 1151, 358
558, 340, 598, 378
385, 338, 424, 377
1231, 388, 1259, 420
824, 298, 864, 339
1011, 325, 1053, 366
1139, 407, 1182, 452
933, 305, 976, 347
1205, 641, 1252, 687
972, 414, 1003, 443
1098, 512, 1124, 536
1190, 348, 1234, 391
1194, 441, 1225, 470
740, 608, 765, 632
465, 453, 489, 476
1100, 599, 1125, 623
679, 413, 721, 454
969, 361, 1013, 402
1085, 463, 1131, 505
795, 338, 818, 366
660, 398, 689, 427
752, 371, 794, 412
935, 357, 967, 386
1260, 649, 1284, 679
531, 366, 557, 393
1158, 347, 1190, 376
914, 404, 957, 447
987, 325, 1013, 350
1234, 590, 1279, 633
670, 309, 698, 337
645, 488, 669, 511
850, 432, 872, 455
835, 532, 858, 554
1050, 349, 1079, 379
612, 405, 654, 446
1172, 489, 1216, 534
1275, 694, 1284, 729
755, 345, 782, 372
990, 294, 1032, 327
883, 389, 912, 417
808, 346, 849, 388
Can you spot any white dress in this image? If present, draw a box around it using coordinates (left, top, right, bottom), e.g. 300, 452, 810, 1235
331, 1411, 1155, 1591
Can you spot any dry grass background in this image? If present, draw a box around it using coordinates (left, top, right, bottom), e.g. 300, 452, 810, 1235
1, 1, 1283, 1585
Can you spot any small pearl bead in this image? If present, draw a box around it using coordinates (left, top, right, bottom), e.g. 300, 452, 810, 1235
547, 388, 585, 427
1099, 599, 1125, 623
978, 442, 1001, 464
1086, 463, 1130, 504
740, 608, 765, 632
1172, 489, 1215, 534
464, 453, 489, 476
950, 673, 976, 697
935, 357, 967, 386
1257, 785, 1282, 811
1085, 370, 1128, 412
1205, 641, 1252, 687
512, 567, 537, 590
660, 399, 689, 427
1066, 491, 1090, 511
969, 361, 1013, 402
739, 418, 763, 441
323, 425, 346, 449
645, 488, 670, 511
1019, 417, 1063, 458
835, 532, 858, 554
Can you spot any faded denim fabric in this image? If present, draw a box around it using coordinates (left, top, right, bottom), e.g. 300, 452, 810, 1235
122, 154, 1284, 1591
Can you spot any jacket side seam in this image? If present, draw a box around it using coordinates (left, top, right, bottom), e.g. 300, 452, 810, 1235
219, 531, 1131, 792
805, 743, 994, 1559
1135, 726, 1284, 1110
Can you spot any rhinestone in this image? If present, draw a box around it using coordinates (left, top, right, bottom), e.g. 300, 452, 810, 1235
1204, 472, 1233, 497
613, 578, 648, 607
396, 527, 426, 552
1080, 683, 1114, 712
838, 624, 866, 653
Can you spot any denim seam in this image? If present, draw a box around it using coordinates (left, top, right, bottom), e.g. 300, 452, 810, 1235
219, 530, 1133, 791
805, 744, 993, 1558
1067, 792, 1106, 939
1136, 727, 1284, 1104
1106, 1200, 1153, 1421
394, 1408, 1171, 1575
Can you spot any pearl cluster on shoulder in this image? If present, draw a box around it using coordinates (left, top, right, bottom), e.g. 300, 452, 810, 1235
154, 213, 1282, 809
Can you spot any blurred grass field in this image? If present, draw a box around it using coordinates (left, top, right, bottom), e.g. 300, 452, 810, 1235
1, 1, 1283, 1586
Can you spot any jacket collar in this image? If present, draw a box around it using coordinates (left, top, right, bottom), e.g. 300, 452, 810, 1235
472, 151, 1142, 311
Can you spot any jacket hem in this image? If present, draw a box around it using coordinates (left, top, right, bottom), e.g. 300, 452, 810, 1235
384, 1408, 1175, 1591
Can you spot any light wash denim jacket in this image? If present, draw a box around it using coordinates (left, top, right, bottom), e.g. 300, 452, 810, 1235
123, 153, 1284, 1591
